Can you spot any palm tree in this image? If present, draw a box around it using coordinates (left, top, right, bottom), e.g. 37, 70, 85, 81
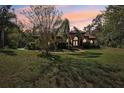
73, 26, 82, 38
0, 5, 17, 48
57, 18, 70, 48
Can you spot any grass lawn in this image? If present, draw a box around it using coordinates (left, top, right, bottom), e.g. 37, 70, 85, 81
0, 48, 124, 88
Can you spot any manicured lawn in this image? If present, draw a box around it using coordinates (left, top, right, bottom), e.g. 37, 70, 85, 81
0, 48, 124, 87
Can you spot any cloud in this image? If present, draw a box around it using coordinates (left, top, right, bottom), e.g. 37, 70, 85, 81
15, 6, 30, 13
62, 10, 101, 29
14, 5, 103, 30
70, 19, 93, 30
63, 10, 100, 21
15, 6, 32, 29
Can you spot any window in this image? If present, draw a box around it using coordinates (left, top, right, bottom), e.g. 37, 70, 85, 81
90, 40, 93, 44
73, 37, 78, 41
73, 37, 78, 46
75, 41, 78, 46
83, 38, 87, 43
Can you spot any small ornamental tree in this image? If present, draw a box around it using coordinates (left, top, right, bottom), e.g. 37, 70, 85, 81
22, 5, 62, 55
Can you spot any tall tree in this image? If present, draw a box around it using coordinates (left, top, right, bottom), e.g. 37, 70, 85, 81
0, 5, 17, 48
90, 14, 104, 45
22, 5, 62, 55
85, 5, 124, 48
73, 26, 82, 37
57, 18, 70, 48
57, 19, 70, 42
103, 5, 124, 47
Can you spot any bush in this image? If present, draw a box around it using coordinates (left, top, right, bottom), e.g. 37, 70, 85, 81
57, 42, 68, 49
4, 27, 20, 49
7, 32, 20, 49
82, 42, 91, 49
49, 43, 56, 50
26, 42, 36, 50
26, 40, 40, 50
8, 40, 18, 49
82, 42, 100, 49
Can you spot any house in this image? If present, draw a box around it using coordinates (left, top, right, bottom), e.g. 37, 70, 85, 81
32, 27, 98, 49
68, 29, 97, 48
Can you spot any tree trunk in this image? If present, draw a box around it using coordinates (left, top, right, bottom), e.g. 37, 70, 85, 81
67, 36, 70, 49
45, 49, 49, 56
0, 30, 4, 48
54, 42, 57, 51
41, 49, 50, 56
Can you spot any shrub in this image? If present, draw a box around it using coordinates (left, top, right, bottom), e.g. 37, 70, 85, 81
57, 42, 68, 49
26, 42, 36, 50
82, 42, 100, 49
26, 42, 40, 50
7, 32, 20, 49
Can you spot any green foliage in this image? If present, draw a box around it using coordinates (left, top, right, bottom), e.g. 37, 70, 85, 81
5, 27, 20, 49
73, 26, 82, 38
57, 42, 68, 49
26, 40, 40, 50
26, 42, 36, 50
57, 18, 70, 41
0, 5, 19, 48
85, 5, 124, 48
56, 18, 71, 49
102, 6, 124, 47
18, 32, 27, 48
18, 30, 40, 50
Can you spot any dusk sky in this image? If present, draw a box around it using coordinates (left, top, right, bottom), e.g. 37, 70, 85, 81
13, 5, 106, 30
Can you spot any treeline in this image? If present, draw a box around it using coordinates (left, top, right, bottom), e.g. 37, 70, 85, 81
84, 5, 124, 48
0, 5, 20, 49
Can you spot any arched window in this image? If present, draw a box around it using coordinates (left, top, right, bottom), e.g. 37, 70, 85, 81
73, 36, 78, 41
90, 40, 93, 44
73, 36, 78, 46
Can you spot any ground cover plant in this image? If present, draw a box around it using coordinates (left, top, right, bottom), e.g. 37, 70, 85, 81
0, 48, 124, 88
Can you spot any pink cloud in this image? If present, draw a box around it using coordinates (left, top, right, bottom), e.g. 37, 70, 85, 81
62, 10, 101, 29
15, 6, 102, 30
63, 10, 100, 21
70, 20, 92, 30
15, 6, 32, 29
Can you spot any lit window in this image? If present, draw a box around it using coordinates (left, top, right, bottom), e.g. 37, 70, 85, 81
83, 39, 87, 43
73, 37, 78, 40
90, 40, 93, 44
73, 37, 78, 46
73, 41, 78, 46
75, 41, 78, 46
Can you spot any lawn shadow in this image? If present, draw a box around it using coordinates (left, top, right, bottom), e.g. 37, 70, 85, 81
69, 48, 80, 52
0, 50, 17, 56
68, 51, 103, 58
37, 54, 62, 62
50, 48, 80, 52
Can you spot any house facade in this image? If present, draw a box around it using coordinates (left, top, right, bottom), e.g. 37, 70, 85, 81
32, 28, 98, 49
68, 30, 97, 48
